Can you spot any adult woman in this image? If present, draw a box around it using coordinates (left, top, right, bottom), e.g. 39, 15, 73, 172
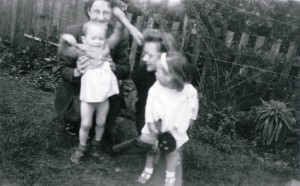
132, 29, 199, 135
55, 0, 131, 147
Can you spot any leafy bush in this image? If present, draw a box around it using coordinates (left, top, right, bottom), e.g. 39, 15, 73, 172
255, 99, 296, 146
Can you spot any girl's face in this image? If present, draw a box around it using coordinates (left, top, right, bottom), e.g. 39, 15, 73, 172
88, 0, 112, 25
155, 62, 173, 88
142, 42, 162, 72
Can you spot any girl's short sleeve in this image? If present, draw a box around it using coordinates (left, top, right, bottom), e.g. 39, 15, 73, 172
145, 84, 157, 124
189, 86, 199, 120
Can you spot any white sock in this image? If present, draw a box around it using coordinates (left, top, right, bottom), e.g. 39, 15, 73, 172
144, 167, 153, 174
166, 170, 175, 178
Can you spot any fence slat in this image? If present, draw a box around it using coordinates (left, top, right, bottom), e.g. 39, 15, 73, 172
225, 30, 234, 48
180, 14, 189, 52
192, 35, 201, 64
129, 16, 143, 73
269, 39, 282, 62
238, 32, 249, 50
254, 35, 265, 53
286, 41, 298, 61
10, 0, 18, 45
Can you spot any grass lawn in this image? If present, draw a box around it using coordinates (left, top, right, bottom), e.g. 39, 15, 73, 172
1, 75, 300, 186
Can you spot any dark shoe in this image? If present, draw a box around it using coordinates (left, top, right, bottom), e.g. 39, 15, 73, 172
91, 140, 102, 157
70, 144, 86, 163
65, 123, 79, 136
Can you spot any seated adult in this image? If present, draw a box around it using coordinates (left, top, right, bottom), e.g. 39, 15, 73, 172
132, 28, 199, 135
54, 0, 131, 147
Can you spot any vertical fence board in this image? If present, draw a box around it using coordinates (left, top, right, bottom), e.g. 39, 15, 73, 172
225, 30, 234, 48
254, 35, 265, 54
129, 16, 143, 73
238, 32, 249, 50
192, 35, 201, 64
286, 41, 298, 61
180, 14, 189, 52
269, 39, 282, 62
1, 0, 13, 40
171, 21, 180, 43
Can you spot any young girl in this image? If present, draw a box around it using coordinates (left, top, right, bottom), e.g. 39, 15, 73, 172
62, 21, 120, 163
138, 52, 199, 186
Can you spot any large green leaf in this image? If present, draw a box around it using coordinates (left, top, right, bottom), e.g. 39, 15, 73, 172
275, 121, 283, 142
262, 117, 270, 143
280, 115, 294, 132
269, 120, 279, 145
267, 118, 274, 145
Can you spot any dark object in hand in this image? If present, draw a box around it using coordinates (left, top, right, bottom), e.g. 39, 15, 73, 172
157, 132, 176, 154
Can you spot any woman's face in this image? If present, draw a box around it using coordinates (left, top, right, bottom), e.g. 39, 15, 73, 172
142, 42, 162, 72
88, 0, 112, 24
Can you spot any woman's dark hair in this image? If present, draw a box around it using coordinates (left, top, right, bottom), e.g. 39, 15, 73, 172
143, 29, 178, 53
84, 0, 119, 19
165, 51, 192, 91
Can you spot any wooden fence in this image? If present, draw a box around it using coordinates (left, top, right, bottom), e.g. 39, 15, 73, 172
0, 0, 299, 75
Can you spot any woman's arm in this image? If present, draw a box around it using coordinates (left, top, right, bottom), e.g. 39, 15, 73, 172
112, 7, 143, 45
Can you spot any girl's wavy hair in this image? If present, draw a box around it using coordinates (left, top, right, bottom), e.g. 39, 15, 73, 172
142, 29, 178, 53
84, 0, 119, 19
165, 51, 192, 91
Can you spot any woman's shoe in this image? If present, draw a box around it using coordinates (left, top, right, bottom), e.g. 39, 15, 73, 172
137, 171, 152, 184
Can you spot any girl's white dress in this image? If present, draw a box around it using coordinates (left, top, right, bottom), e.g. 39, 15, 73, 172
80, 58, 119, 103
141, 81, 199, 148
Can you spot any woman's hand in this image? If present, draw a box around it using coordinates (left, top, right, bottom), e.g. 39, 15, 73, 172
112, 7, 144, 45
75, 55, 90, 76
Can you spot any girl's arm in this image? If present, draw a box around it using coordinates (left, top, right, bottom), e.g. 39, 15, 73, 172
112, 7, 143, 45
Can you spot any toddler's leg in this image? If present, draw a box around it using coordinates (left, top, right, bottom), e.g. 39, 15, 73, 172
80, 101, 95, 146
94, 100, 109, 141
164, 150, 179, 186
91, 100, 109, 156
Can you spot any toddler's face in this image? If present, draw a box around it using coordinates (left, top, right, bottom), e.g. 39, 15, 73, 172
83, 25, 106, 48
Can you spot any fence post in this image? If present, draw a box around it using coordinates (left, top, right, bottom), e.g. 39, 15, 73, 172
180, 14, 189, 52
192, 35, 202, 64
10, 0, 18, 45
171, 21, 180, 37
254, 36, 265, 54
129, 16, 143, 73
238, 32, 249, 50
225, 30, 234, 48
286, 41, 298, 62
269, 39, 282, 63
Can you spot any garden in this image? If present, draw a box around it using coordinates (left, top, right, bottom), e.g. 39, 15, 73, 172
1, 0, 300, 185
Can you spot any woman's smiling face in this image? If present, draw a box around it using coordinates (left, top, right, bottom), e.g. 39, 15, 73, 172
88, 0, 112, 25
142, 42, 162, 72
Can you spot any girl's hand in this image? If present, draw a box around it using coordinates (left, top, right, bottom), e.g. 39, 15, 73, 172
148, 122, 159, 134
76, 55, 90, 75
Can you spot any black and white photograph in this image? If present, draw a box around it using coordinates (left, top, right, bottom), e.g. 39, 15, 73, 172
1, 0, 300, 185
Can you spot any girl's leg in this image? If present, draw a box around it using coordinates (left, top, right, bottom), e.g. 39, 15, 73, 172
80, 101, 95, 146
165, 150, 180, 186
94, 99, 109, 141
138, 152, 155, 184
